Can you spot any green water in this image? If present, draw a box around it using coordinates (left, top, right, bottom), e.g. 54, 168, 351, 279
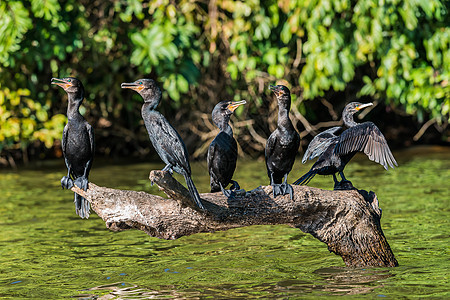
1, 146, 449, 299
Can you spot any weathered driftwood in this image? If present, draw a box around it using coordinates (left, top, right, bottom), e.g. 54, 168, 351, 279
71, 170, 398, 268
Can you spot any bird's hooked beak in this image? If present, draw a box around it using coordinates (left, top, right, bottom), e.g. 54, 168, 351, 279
269, 85, 285, 97
121, 82, 144, 92
51, 78, 72, 89
355, 103, 373, 111
227, 100, 246, 112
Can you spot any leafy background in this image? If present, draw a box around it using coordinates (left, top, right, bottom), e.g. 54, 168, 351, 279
0, 0, 448, 166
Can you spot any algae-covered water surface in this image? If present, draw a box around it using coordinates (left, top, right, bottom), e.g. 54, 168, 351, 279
1, 146, 449, 298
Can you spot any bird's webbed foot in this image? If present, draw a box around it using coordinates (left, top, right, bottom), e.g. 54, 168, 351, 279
280, 181, 294, 199
333, 180, 355, 191
221, 188, 235, 199
271, 183, 283, 198
161, 164, 174, 175
61, 176, 74, 190
271, 183, 294, 199
230, 180, 240, 191
219, 182, 236, 200
74, 176, 89, 191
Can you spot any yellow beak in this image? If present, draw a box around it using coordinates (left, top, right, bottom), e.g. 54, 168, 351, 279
227, 100, 247, 112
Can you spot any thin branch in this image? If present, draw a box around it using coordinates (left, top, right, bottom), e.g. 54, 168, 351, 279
320, 98, 339, 120
413, 118, 437, 141
299, 120, 343, 139
291, 102, 316, 134
293, 39, 303, 68
247, 122, 268, 146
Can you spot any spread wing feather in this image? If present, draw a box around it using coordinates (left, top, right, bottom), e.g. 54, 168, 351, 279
335, 122, 397, 170
302, 126, 341, 163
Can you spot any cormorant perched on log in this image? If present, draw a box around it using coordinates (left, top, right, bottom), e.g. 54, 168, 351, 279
265, 85, 300, 199
207, 100, 246, 198
121, 79, 204, 210
294, 102, 397, 190
51, 77, 94, 218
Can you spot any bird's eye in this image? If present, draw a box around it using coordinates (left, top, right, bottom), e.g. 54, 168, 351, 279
139, 82, 143, 85
67, 79, 71, 82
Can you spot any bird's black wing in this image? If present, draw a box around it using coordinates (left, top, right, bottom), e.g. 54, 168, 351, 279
62, 124, 70, 168
334, 122, 397, 170
302, 127, 341, 163
86, 122, 95, 175
207, 137, 220, 179
87, 123, 95, 154
207, 138, 215, 174
207, 132, 237, 181
264, 131, 277, 166
155, 118, 191, 174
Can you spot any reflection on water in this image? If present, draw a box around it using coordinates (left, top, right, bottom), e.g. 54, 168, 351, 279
78, 267, 393, 299
0, 146, 449, 298
311, 267, 391, 296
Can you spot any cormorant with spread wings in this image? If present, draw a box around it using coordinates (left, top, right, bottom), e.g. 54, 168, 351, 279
294, 102, 397, 190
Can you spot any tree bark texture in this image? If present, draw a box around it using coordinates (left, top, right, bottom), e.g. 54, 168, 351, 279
71, 170, 398, 268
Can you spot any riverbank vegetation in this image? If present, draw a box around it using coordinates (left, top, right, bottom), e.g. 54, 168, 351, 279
0, 0, 448, 166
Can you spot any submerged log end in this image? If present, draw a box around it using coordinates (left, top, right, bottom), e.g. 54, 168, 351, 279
70, 171, 398, 268
317, 190, 398, 267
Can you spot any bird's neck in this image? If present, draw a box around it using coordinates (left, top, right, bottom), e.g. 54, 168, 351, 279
141, 94, 160, 110
66, 93, 83, 120
277, 106, 294, 131
343, 113, 358, 127
141, 102, 158, 119
217, 118, 233, 136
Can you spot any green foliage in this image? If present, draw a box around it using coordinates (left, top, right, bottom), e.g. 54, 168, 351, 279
0, 86, 66, 151
351, 0, 450, 123
0, 1, 32, 66
129, 1, 201, 101
0, 0, 448, 159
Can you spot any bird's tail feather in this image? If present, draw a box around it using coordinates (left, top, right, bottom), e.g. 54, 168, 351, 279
74, 193, 90, 219
293, 170, 317, 185
184, 175, 205, 210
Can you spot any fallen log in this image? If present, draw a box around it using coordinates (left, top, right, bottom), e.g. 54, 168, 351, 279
71, 170, 398, 268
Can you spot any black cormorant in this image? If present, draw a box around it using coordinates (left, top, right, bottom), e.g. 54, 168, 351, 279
51, 77, 94, 219
265, 85, 300, 198
294, 102, 397, 189
207, 100, 246, 198
121, 79, 204, 210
